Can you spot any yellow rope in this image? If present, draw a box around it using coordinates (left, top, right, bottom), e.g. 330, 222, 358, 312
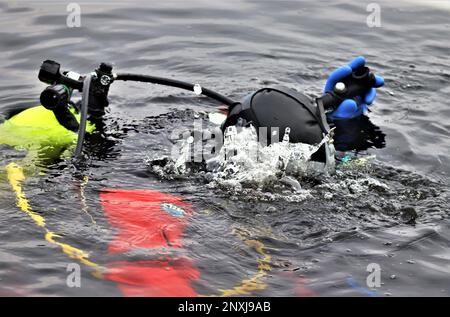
6, 162, 272, 295
207, 239, 272, 297
6, 162, 104, 277
80, 175, 96, 224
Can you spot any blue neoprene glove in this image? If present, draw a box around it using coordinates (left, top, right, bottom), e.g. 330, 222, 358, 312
324, 56, 384, 120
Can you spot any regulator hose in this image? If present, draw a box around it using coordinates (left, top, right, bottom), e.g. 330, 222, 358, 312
74, 73, 236, 158
115, 73, 237, 107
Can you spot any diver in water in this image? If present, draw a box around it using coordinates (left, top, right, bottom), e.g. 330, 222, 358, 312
219, 56, 385, 170
0, 56, 385, 169
0, 56, 384, 296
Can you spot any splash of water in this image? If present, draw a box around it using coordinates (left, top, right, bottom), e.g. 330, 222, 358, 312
207, 124, 335, 190
146, 123, 334, 195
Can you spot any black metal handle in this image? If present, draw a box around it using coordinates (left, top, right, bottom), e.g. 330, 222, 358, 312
87, 63, 114, 119
38, 60, 84, 90
38, 60, 114, 132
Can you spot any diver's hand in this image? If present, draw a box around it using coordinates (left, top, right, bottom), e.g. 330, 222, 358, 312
324, 56, 384, 120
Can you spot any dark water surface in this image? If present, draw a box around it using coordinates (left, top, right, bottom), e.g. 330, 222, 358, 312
0, 0, 449, 296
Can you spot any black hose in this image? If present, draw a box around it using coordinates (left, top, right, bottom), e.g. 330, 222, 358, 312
74, 74, 91, 158
115, 73, 237, 107
73, 73, 236, 158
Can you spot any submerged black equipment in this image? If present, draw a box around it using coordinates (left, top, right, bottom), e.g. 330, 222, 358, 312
37, 60, 376, 161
